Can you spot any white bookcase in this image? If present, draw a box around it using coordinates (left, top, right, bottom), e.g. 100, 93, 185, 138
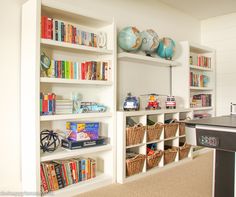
172, 41, 216, 118
21, 0, 116, 196
116, 109, 193, 183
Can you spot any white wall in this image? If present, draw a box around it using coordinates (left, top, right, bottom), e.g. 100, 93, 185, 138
0, 0, 201, 192
201, 13, 236, 116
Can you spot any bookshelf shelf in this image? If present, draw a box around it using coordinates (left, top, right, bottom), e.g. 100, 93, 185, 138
190, 86, 213, 91
43, 172, 112, 197
192, 106, 213, 111
189, 65, 212, 71
41, 145, 112, 162
118, 52, 180, 67
40, 112, 112, 121
41, 39, 113, 55
21, 0, 116, 196
40, 77, 113, 85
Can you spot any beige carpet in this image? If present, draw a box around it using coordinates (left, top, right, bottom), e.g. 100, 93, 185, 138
78, 151, 213, 197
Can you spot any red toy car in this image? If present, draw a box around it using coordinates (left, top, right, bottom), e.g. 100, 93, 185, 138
145, 94, 161, 110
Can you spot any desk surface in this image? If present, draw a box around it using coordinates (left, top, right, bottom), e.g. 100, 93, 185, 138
186, 115, 236, 128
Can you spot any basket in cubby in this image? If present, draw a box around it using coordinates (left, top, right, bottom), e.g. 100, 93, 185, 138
164, 146, 178, 165
126, 123, 146, 146
147, 122, 163, 142
146, 150, 163, 169
164, 121, 178, 139
178, 117, 191, 136
179, 143, 191, 160
126, 153, 146, 176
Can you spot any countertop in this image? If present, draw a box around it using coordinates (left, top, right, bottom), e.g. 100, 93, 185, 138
186, 115, 236, 128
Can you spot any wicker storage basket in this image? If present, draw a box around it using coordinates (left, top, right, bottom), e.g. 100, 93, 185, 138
126, 123, 146, 146
164, 122, 178, 139
126, 154, 145, 176
164, 146, 178, 165
146, 150, 163, 169
179, 143, 191, 160
147, 122, 163, 142
178, 117, 191, 136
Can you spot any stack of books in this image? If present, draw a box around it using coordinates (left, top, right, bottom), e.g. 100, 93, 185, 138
56, 100, 73, 115
41, 158, 96, 194
40, 92, 56, 115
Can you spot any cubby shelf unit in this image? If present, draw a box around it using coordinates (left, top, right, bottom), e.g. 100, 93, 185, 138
21, 0, 116, 196
116, 108, 193, 184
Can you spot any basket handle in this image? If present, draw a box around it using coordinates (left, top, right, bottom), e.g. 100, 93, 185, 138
168, 119, 178, 124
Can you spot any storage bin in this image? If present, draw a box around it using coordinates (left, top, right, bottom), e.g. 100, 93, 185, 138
126, 123, 146, 146
126, 153, 145, 176
164, 122, 178, 139
164, 146, 178, 165
146, 150, 163, 169
147, 122, 163, 142
179, 143, 191, 160
177, 117, 191, 136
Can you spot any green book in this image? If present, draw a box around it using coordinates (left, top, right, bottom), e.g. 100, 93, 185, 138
61, 61, 65, 78
65, 61, 70, 79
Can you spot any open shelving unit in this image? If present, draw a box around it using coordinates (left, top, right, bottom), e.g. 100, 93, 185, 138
116, 109, 193, 183
21, 0, 116, 196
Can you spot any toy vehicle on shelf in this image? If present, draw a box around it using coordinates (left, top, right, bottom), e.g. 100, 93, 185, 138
123, 93, 139, 111
145, 94, 161, 110
78, 102, 107, 113
165, 96, 176, 109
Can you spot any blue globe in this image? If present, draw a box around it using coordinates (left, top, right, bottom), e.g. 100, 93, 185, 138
118, 26, 142, 52
140, 29, 159, 55
157, 37, 175, 60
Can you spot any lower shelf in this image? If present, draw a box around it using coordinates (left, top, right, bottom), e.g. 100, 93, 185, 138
43, 172, 112, 197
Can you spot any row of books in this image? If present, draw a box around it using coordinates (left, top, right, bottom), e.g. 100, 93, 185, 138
40, 93, 56, 115
190, 94, 212, 108
197, 55, 211, 68
190, 71, 209, 87
41, 16, 103, 48
194, 113, 211, 119
41, 158, 96, 193
42, 60, 111, 81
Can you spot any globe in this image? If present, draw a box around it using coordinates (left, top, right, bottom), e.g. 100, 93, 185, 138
140, 29, 159, 56
118, 26, 142, 52
156, 37, 175, 60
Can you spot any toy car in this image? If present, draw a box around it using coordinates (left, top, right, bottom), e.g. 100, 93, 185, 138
78, 102, 107, 113
165, 96, 176, 109
123, 93, 139, 111
145, 94, 161, 110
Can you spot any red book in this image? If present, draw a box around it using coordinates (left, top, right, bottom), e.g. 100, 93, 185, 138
41, 16, 47, 38
46, 18, 53, 39
57, 61, 61, 78
70, 62, 74, 79
81, 62, 85, 80
40, 164, 49, 193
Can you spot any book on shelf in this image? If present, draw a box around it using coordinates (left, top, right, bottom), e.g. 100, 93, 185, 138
197, 55, 211, 68
40, 92, 56, 115
189, 71, 209, 87
190, 94, 212, 108
40, 158, 97, 194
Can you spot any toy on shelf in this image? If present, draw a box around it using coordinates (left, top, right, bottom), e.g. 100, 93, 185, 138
165, 96, 176, 109
40, 52, 51, 77
72, 92, 83, 113
144, 93, 161, 110
123, 92, 139, 111
77, 102, 107, 113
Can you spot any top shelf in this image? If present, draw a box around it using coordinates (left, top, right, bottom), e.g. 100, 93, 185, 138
41, 39, 113, 55
118, 52, 180, 67
189, 42, 215, 54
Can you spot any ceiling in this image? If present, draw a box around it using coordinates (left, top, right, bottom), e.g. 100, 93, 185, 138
158, 0, 236, 19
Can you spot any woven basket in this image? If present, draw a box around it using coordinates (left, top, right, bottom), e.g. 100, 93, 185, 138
164, 122, 178, 139
146, 150, 163, 169
178, 117, 191, 136
147, 122, 163, 142
179, 143, 191, 160
164, 146, 178, 165
126, 123, 146, 146
126, 154, 145, 176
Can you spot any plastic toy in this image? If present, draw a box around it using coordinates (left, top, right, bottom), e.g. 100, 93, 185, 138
123, 92, 139, 111
78, 102, 107, 113
144, 93, 161, 110
165, 96, 176, 109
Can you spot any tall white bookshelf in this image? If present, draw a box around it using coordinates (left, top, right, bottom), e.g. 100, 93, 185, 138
21, 0, 116, 196
172, 41, 216, 118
